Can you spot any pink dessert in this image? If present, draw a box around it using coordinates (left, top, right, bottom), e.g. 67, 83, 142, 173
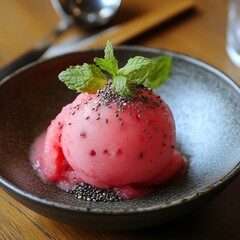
30, 42, 187, 200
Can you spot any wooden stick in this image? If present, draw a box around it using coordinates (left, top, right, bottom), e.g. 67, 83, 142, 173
78, 0, 196, 49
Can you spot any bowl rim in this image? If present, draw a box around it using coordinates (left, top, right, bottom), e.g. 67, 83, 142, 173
0, 46, 240, 215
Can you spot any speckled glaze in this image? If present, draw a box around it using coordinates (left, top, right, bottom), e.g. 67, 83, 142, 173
0, 47, 240, 230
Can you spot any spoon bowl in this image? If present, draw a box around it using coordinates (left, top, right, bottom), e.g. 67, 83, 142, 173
52, 0, 121, 28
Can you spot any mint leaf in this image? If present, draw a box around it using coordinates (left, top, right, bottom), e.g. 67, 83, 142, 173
112, 75, 133, 96
104, 40, 116, 61
94, 58, 117, 77
144, 56, 172, 89
94, 41, 118, 77
118, 56, 151, 79
58, 63, 107, 94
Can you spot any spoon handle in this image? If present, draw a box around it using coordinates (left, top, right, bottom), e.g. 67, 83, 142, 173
0, 20, 71, 80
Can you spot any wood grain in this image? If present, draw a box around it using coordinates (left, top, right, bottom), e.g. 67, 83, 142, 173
0, 0, 240, 239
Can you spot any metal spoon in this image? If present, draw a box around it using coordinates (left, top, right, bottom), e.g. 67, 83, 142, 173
52, 0, 121, 28
0, 0, 121, 80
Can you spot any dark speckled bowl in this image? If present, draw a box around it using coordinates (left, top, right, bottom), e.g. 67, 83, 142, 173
0, 46, 240, 230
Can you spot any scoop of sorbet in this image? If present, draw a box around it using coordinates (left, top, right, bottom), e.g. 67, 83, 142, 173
31, 85, 186, 198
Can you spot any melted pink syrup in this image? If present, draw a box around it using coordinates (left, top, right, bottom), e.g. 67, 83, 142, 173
30, 132, 83, 191
30, 133, 187, 199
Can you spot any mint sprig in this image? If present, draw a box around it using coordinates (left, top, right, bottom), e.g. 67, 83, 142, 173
58, 41, 172, 96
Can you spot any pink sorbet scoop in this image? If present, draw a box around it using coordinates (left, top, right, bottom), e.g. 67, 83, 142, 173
31, 84, 186, 198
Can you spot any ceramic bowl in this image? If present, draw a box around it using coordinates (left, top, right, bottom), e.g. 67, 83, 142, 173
0, 46, 240, 230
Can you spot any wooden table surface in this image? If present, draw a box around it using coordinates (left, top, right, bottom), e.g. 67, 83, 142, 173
0, 0, 240, 239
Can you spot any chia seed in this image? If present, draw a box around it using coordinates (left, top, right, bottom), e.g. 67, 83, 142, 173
90, 84, 163, 136
68, 182, 122, 202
